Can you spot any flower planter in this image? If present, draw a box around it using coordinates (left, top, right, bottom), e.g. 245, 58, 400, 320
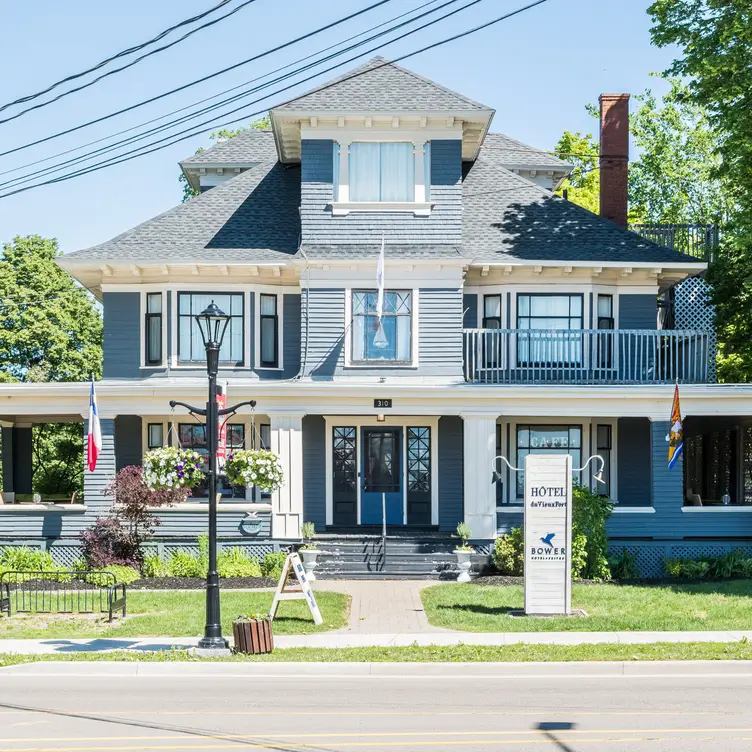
455, 550, 473, 583
224, 450, 284, 492
300, 549, 319, 581
232, 616, 274, 654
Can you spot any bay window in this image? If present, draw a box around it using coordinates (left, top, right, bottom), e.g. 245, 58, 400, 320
178, 293, 244, 366
352, 290, 412, 363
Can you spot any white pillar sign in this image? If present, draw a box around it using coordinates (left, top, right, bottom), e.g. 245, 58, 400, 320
523, 454, 572, 616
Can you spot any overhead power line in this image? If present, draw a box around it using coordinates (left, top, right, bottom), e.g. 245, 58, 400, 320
0, 0, 398, 159
0, 0, 553, 199
0, 0, 262, 125
0, 0, 237, 113
0, 0, 443, 181
0, 0, 459, 190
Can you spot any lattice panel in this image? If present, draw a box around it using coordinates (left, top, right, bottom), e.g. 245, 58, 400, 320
48, 546, 83, 567
674, 276, 716, 382
608, 544, 665, 579
669, 543, 752, 561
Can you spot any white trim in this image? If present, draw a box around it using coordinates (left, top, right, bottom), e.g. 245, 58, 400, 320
496, 507, 523, 513
344, 288, 419, 369
0, 504, 87, 513
254, 289, 284, 371
323, 415, 440, 528
611, 507, 656, 514
681, 506, 752, 513
138, 289, 167, 369
329, 201, 432, 216
300, 124, 463, 141
149, 503, 273, 513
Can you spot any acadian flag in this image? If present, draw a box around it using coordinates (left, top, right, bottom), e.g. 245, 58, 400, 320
668, 384, 683, 470
87, 378, 102, 472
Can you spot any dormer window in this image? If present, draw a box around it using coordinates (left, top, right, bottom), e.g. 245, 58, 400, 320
331, 139, 432, 215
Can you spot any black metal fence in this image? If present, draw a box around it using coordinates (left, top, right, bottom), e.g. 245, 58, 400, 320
630, 223, 719, 262
0, 570, 127, 622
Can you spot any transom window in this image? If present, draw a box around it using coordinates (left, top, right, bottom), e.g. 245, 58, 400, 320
516, 425, 582, 497
352, 290, 412, 363
178, 293, 244, 366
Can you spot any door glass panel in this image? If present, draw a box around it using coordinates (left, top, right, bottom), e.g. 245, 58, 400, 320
364, 430, 400, 493
407, 428, 430, 493
333, 427, 357, 498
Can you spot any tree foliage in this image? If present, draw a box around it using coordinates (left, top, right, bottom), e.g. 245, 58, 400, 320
553, 130, 600, 214
649, 0, 752, 382
180, 115, 272, 202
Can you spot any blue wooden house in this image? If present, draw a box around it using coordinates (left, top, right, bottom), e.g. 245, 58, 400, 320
0, 58, 746, 577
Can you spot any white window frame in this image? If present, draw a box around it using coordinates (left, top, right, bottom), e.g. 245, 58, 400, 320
324, 416, 440, 526
330, 137, 432, 216
344, 288, 420, 369
254, 288, 284, 371
139, 289, 168, 369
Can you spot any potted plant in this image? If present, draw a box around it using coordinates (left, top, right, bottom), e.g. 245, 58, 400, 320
299, 521, 319, 581
143, 447, 205, 490
223, 449, 284, 492
454, 522, 474, 583
232, 613, 273, 654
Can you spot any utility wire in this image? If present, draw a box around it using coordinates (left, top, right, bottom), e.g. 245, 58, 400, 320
0, 0, 262, 125
0, 0, 398, 159
0, 0, 235, 112
0, 0, 553, 199
0, 0, 442, 180
0, 0, 459, 189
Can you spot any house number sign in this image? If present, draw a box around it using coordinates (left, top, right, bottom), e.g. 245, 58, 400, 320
374, 399, 393, 409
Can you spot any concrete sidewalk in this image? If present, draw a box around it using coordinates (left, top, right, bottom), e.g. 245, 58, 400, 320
0, 629, 751, 655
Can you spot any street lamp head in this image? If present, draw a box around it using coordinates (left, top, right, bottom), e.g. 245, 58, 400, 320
196, 301, 231, 349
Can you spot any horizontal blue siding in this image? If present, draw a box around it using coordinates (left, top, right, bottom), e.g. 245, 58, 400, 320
616, 417, 651, 506
103, 293, 140, 379
620, 294, 657, 330
438, 416, 463, 532
302, 416, 326, 532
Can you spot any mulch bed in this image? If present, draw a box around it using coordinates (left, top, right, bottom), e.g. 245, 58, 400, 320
5, 578, 98, 592
127, 576, 277, 590
470, 575, 524, 586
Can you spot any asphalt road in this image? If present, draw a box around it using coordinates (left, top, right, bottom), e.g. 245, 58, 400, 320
1, 662, 752, 751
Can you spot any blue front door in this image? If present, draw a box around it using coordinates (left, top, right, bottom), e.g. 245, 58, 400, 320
361, 428, 403, 525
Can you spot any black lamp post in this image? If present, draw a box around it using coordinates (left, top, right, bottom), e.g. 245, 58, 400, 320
169, 301, 256, 651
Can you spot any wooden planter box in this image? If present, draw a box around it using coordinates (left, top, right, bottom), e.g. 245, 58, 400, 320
232, 617, 274, 654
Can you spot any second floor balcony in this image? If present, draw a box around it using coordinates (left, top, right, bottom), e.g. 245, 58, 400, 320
463, 328, 712, 385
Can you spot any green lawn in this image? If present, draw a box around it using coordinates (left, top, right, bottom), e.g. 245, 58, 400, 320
2, 642, 752, 666
0, 590, 349, 639
421, 580, 752, 632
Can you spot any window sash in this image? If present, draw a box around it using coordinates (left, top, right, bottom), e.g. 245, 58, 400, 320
516, 424, 582, 497
596, 424, 612, 497
177, 293, 244, 365
351, 290, 412, 363
259, 294, 278, 368
483, 294, 502, 329
147, 423, 163, 450
144, 293, 162, 366
349, 142, 415, 202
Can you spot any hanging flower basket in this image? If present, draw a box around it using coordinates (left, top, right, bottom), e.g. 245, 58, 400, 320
143, 446, 205, 490
223, 449, 284, 492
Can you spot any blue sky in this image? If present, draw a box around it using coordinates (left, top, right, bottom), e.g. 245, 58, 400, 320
0, 0, 676, 255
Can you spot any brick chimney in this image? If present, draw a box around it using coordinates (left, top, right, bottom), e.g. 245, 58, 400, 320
599, 93, 630, 227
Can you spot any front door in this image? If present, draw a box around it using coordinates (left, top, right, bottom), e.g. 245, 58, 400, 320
361, 428, 403, 525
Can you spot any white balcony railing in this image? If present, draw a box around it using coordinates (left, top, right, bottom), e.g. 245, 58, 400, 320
463, 329, 711, 384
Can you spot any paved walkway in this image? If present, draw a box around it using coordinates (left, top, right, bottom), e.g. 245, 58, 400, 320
312, 579, 447, 634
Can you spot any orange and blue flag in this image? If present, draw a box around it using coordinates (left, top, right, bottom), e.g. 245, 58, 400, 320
668, 384, 683, 470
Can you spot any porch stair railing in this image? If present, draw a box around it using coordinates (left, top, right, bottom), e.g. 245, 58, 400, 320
463, 329, 711, 385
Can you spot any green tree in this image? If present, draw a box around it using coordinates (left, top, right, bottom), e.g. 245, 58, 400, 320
649, 0, 752, 381
0, 235, 103, 493
180, 115, 271, 202
553, 130, 600, 214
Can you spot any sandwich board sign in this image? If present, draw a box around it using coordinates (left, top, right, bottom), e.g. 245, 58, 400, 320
523, 453, 572, 615
269, 552, 323, 625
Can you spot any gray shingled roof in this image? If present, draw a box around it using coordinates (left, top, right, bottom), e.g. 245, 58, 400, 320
180, 130, 276, 166
462, 146, 701, 264
272, 56, 493, 112
484, 133, 571, 171
66, 161, 300, 263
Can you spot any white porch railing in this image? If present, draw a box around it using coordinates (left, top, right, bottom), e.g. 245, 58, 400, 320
463, 329, 711, 384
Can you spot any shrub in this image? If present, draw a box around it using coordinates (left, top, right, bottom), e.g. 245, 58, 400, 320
0, 546, 57, 572
571, 533, 588, 580
217, 548, 262, 578
493, 528, 524, 575
261, 551, 287, 580
80, 565, 141, 585
455, 523, 473, 551
80, 518, 141, 569
665, 549, 752, 580
165, 550, 206, 578
572, 483, 613, 581
608, 549, 639, 580
141, 554, 168, 578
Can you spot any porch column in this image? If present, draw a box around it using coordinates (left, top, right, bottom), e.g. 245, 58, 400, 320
650, 418, 683, 517
461, 414, 497, 540
269, 413, 305, 540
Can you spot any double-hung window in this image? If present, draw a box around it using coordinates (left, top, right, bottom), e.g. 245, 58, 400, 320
483, 295, 502, 329
516, 425, 582, 498
349, 142, 415, 202
147, 423, 164, 450
596, 424, 612, 498
259, 294, 279, 368
178, 293, 244, 366
352, 290, 412, 363
144, 293, 163, 366
517, 294, 584, 365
